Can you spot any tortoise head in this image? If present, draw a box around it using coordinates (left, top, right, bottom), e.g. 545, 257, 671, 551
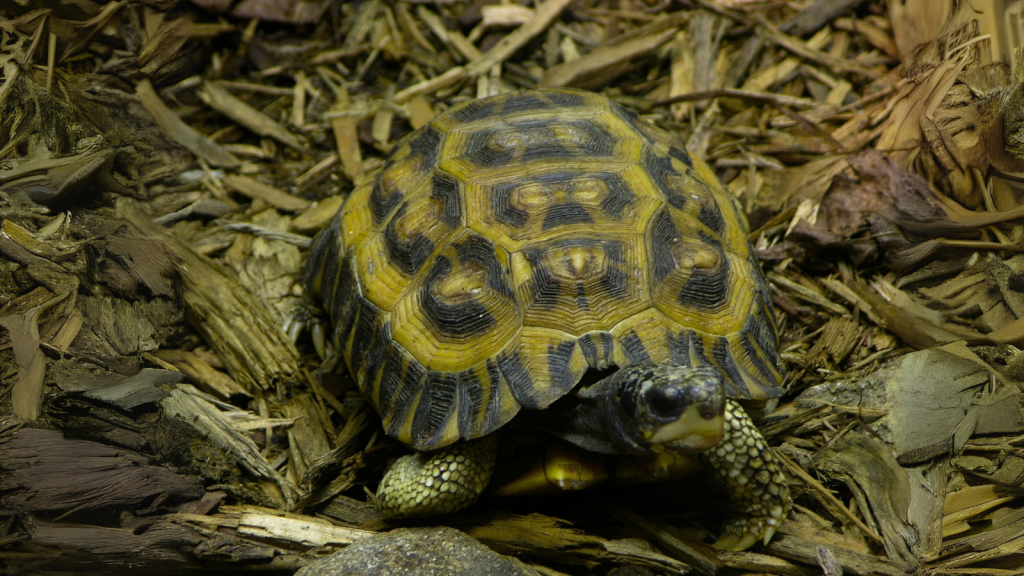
540, 364, 728, 455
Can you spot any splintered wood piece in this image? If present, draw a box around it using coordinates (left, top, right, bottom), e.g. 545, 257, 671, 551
395, 0, 573, 103
395, 3, 436, 55
814, 431, 919, 572
805, 316, 861, 368
0, 428, 201, 513
800, 342, 1024, 465
606, 506, 715, 576
768, 272, 849, 316
122, 203, 307, 393
42, 307, 83, 354
944, 484, 1024, 517
904, 460, 948, 559
943, 494, 1017, 537
233, 506, 376, 547
718, 550, 817, 575
765, 534, 905, 576
854, 275, 1024, 348
320, 494, 383, 528
833, 17, 896, 58
198, 81, 305, 152
394, 66, 469, 104
775, 451, 886, 548
652, 87, 820, 110
888, 0, 955, 58
284, 394, 333, 479
60, 0, 128, 62
481, 5, 534, 28
342, 0, 381, 51
449, 28, 483, 62
371, 101, 394, 146
464, 513, 689, 573
875, 30, 976, 170
161, 386, 298, 503
22, 517, 200, 568
152, 349, 249, 399
668, 30, 693, 120
750, 12, 883, 80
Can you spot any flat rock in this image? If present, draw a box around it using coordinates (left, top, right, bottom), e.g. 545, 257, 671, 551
296, 527, 536, 576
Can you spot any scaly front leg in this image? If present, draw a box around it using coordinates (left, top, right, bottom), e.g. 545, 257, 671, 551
699, 399, 790, 551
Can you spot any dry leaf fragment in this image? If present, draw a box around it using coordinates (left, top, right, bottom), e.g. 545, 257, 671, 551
0, 148, 126, 205
0, 290, 51, 421
766, 150, 1024, 270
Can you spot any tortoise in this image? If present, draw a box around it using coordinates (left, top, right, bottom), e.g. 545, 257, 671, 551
304, 88, 790, 550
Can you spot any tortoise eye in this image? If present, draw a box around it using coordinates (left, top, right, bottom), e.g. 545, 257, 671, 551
645, 386, 687, 419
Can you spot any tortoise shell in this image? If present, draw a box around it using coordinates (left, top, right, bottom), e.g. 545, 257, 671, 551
305, 89, 784, 451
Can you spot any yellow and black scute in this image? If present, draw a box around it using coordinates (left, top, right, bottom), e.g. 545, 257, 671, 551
304, 88, 784, 452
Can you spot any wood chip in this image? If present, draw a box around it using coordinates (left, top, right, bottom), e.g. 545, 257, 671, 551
540, 28, 678, 88
198, 81, 305, 152
136, 79, 240, 168
465, 0, 575, 76
223, 175, 311, 212
330, 88, 366, 184
235, 506, 375, 547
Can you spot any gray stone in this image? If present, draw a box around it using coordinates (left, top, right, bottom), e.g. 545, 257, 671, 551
296, 527, 537, 576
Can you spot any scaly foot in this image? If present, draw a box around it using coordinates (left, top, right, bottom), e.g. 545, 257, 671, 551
377, 435, 498, 518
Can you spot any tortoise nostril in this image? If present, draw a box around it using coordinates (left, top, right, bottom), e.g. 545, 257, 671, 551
646, 386, 687, 418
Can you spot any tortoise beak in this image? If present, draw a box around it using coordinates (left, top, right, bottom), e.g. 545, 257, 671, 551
646, 405, 725, 453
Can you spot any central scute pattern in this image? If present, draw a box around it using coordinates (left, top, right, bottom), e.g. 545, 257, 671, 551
305, 89, 784, 451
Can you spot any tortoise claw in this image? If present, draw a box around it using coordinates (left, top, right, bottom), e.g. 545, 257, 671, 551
283, 315, 304, 344
713, 513, 784, 551
713, 531, 757, 552
311, 319, 326, 359
285, 299, 328, 358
